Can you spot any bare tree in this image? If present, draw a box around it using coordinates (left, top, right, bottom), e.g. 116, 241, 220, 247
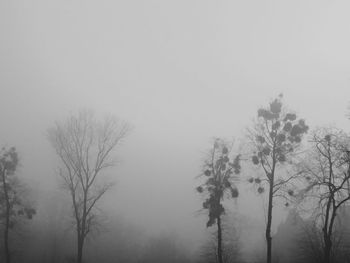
47, 111, 131, 263
246, 95, 309, 263
298, 128, 350, 263
0, 147, 36, 263
196, 138, 241, 263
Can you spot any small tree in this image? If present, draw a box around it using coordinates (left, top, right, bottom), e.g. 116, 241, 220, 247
298, 128, 350, 263
0, 147, 36, 263
247, 95, 308, 263
196, 138, 241, 263
47, 111, 131, 263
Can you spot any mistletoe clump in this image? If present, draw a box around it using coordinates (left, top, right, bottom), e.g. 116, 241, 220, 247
252, 95, 308, 168
196, 139, 241, 227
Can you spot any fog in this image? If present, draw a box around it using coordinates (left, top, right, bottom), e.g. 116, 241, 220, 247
1, 1, 350, 263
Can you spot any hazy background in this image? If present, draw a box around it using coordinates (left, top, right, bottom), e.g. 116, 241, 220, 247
1, 0, 350, 259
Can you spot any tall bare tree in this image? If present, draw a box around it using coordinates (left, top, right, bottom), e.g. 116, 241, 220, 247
48, 111, 131, 263
298, 128, 350, 263
247, 95, 308, 263
196, 138, 241, 263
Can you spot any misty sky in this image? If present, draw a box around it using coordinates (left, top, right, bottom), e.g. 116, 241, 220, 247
1, 0, 350, 254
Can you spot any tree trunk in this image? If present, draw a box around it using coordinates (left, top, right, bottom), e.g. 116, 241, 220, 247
324, 207, 337, 263
1, 169, 11, 263
77, 190, 88, 263
77, 233, 84, 263
4, 205, 10, 263
324, 238, 332, 263
266, 181, 273, 263
217, 215, 223, 263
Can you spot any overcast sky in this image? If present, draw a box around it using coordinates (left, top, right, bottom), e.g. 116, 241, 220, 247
1, 0, 350, 253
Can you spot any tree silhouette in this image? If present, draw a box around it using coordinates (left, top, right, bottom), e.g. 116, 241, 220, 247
197, 213, 242, 263
47, 111, 131, 263
0, 147, 36, 263
298, 128, 350, 263
196, 138, 241, 263
247, 95, 308, 263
